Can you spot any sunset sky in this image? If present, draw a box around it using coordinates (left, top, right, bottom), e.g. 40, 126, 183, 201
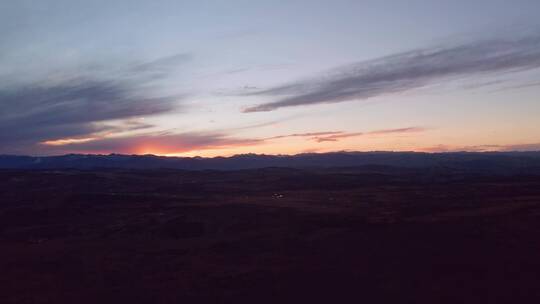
2, 0, 540, 156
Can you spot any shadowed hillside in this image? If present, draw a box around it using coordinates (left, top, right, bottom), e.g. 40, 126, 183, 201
2, 152, 540, 174
2, 167, 540, 303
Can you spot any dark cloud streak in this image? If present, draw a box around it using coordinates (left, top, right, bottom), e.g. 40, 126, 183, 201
244, 34, 540, 112
0, 54, 190, 154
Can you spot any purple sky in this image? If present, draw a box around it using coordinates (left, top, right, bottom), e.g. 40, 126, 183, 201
2, 0, 540, 156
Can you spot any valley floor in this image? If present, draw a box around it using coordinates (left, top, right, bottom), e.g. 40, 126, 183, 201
1, 167, 540, 303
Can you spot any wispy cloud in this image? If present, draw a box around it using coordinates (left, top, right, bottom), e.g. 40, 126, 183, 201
0, 79, 178, 153
40, 132, 262, 155
420, 142, 540, 152
367, 127, 427, 135
243, 33, 540, 112
312, 132, 364, 143
127, 53, 192, 80
39, 126, 425, 155
0, 54, 189, 154
313, 127, 426, 142
267, 127, 426, 143
266, 131, 343, 140
228, 117, 293, 131
502, 143, 540, 151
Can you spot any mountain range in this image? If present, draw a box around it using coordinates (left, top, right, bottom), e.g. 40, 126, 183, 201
2, 151, 540, 174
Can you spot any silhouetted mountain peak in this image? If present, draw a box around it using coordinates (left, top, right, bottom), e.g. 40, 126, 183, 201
1, 151, 540, 174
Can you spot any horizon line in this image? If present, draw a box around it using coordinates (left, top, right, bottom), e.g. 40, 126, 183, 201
2, 150, 540, 159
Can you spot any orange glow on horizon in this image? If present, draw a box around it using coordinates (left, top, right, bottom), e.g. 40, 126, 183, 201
38, 132, 540, 157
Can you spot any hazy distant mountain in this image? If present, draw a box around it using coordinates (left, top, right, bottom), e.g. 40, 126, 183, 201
1, 152, 540, 174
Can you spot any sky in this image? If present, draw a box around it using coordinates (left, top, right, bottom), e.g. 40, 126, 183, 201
1, 0, 540, 156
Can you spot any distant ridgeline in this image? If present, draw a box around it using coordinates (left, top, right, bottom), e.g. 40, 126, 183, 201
1, 152, 540, 174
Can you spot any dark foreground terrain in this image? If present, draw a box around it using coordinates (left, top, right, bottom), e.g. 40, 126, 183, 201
1, 166, 540, 303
